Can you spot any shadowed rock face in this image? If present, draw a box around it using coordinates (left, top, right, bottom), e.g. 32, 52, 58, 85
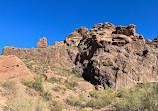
1, 22, 158, 89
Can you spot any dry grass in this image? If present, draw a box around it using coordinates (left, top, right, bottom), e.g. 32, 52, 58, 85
4, 97, 49, 111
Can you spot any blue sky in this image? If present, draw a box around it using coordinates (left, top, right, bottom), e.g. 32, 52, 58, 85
0, 0, 158, 54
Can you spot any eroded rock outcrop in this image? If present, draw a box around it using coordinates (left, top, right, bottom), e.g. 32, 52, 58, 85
1, 22, 158, 89
74, 23, 157, 89
0, 55, 33, 81
37, 37, 48, 48
2, 46, 78, 69
64, 27, 88, 46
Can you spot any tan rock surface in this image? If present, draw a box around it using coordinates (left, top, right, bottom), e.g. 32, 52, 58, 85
0, 55, 33, 81
37, 37, 48, 48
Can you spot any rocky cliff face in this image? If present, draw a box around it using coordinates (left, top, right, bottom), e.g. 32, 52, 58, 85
74, 23, 157, 89
2, 46, 78, 69
2, 23, 158, 89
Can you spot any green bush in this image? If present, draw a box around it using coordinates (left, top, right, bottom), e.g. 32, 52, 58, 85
87, 89, 116, 109
115, 83, 158, 111
66, 94, 88, 108
40, 91, 52, 101
66, 89, 116, 109
22, 76, 44, 92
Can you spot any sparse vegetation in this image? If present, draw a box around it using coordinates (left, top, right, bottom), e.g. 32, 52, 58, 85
52, 85, 66, 92
23, 56, 51, 74
65, 83, 158, 110
49, 100, 63, 111
87, 89, 116, 109
1, 81, 17, 96
47, 76, 61, 84
4, 97, 49, 111
66, 89, 116, 109
1, 54, 157, 111
22, 76, 44, 92
65, 81, 78, 90
115, 83, 158, 111
22, 76, 52, 100
61, 69, 82, 78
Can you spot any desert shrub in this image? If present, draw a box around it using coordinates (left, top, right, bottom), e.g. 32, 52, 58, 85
115, 83, 158, 111
1, 81, 17, 96
66, 94, 89, 108
22, 76, 52, 100
52, 85, 66, 92
50, 100, 63, 111
87, 89, 116, 109
47, 76, 61, 84
40, 91, 52, 101
65, 81, 78, 90
23, 56, 51, 75
62, 69, 81, 78
66, 89, 116, 109
4, 97, 49, 111
22, 76, 44, 92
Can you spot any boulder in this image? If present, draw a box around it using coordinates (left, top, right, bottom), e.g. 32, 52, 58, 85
0, 55, 33, 81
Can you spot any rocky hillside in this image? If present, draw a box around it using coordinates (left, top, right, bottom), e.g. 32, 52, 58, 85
0, 22, 158, 111
2, 23, 158, 90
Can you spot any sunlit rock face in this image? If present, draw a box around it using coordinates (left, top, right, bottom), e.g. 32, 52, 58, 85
37, 37, 48, 48
2, 22, 158, 89
74, 23, 157, 89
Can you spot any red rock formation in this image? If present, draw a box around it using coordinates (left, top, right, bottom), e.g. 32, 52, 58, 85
37, 37, 48, 48
1, 22, 158, 89
0, 55, 33, 81
74, 23, 157, 89
2, 46, 78, 69
64, 27, 88, 46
